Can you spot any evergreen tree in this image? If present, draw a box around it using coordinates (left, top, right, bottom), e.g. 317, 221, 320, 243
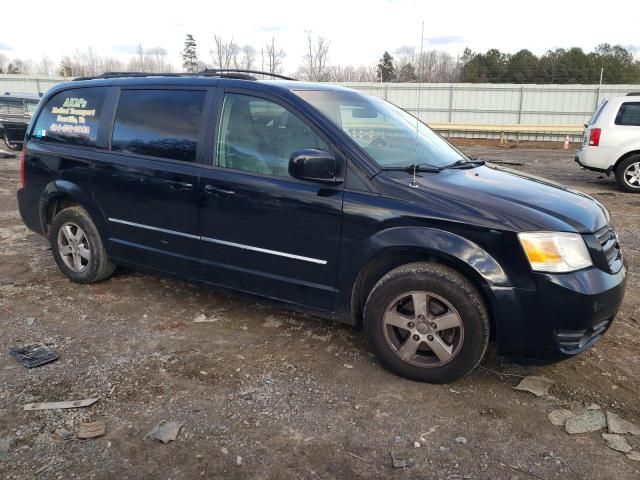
462, 45, 640, 84
377, 51, 396, 82
182, 34, 199, 73
398, 63, 417, 82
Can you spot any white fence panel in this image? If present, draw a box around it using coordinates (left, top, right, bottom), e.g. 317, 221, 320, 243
2, 75, 639, 141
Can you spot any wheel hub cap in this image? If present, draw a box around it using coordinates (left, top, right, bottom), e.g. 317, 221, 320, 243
382, 291, 464, 368
624, 162, 640, 186
57, 222, 90, 273
416, 322, 430, 334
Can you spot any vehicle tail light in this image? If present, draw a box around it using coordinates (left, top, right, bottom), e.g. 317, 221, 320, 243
589, 128, 601, 147
20, 147, 26, 188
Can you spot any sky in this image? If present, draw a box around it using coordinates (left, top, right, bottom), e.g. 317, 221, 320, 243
1, 0, 639, 73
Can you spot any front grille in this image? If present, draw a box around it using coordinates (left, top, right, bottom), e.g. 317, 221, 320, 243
595, 225, 622, 272
555, 319, 611, 354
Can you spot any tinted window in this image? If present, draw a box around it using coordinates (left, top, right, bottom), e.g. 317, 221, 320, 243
217, 93, 328, 176
112, 90, 205, 162
33, 88, 105, 146
615, 102, 640, 126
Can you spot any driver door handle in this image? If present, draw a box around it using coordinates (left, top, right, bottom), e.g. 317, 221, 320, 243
204, 184, 235, 198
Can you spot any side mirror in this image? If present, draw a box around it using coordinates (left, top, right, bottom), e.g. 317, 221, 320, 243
288, 149, 343, 184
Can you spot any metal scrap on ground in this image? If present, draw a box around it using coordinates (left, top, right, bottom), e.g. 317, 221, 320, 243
145, 420, 183, 443
10, 343, 58, 368
23, 398, 99, 411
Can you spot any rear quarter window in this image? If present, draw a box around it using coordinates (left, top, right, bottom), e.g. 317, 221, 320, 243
589, 100, 608, 126
111, 89, 205, 162
33, 88, 106, 146
615, 102, 640, 126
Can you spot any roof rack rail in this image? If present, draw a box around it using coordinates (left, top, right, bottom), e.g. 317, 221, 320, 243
73, 69, 297, 82
201, 69, 297, 81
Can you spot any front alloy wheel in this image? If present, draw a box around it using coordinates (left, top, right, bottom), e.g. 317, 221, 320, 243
383, 291, 464, 367
364, 262, 489, 383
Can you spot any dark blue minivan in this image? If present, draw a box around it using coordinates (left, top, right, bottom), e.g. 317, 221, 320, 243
16, 71, 627, 383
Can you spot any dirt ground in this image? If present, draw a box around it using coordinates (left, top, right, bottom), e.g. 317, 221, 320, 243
1, 144, 639, 480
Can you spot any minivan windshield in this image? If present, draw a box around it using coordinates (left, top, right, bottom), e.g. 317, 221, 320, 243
294, 89, 466, 169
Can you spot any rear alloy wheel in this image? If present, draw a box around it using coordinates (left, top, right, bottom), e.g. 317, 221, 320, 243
364, 262, 489, 383
50, 206, 116, 283
615, 155, 640, 193
57, 222, 91, 273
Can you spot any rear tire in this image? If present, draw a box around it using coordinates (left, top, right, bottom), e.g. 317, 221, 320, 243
49, 206, 116, 283
363, 262, 489, 383
615, 155, 640, 193
3, 134, 21, 151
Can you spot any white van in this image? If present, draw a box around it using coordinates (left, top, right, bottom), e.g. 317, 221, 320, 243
576, 94, 640, 192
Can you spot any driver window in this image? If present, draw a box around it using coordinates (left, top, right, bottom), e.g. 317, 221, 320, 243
216, 93, 328, 177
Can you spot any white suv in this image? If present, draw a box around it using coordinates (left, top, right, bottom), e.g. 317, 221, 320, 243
576, 94, 640, 192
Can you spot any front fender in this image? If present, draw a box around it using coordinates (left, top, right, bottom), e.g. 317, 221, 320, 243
335, 226, 513, 318
39, 180, 110, 239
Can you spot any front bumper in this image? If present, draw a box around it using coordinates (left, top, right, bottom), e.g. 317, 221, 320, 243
491, 263, 627, 362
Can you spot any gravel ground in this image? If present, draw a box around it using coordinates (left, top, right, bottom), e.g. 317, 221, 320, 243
1, 145, 640, 479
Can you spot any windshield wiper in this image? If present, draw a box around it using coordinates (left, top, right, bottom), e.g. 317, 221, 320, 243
383, 162, 442, 173
440, 158, 485, 170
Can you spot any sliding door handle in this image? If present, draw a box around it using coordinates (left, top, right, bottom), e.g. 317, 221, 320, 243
204, 184, 235, 198
166, 180, 194, 191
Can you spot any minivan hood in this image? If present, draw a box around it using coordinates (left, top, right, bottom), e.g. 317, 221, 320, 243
382, 164, 607, 233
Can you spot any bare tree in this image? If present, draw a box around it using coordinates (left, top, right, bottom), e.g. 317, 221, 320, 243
69, 47, 101, 76
329, 64, 377, 82
240, 45, 256, 70
211, 35, 240, 69
147, 47, 173, 72
35, 56, 54, 75
394, 46, 460, 82
102, 56, 125, 73
301, 33, 330, 81
129, 45, 173, 72
265, 37, 285, 74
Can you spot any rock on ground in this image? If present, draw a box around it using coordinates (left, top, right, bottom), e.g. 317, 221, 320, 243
565, 410, 606, 435
602, 433, 632, 453
606, 411, 640, 436
627, 451, 640, 462
548, 409, 577, 426
513, 376, 554, 397
390, 435, 415, 468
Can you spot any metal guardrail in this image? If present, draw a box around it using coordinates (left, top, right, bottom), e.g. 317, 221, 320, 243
429, 123, 584, 142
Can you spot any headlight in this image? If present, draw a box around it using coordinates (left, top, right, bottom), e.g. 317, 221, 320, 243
518, 232, 592, 273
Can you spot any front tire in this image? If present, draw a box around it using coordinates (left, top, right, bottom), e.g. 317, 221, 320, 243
49, 206, 116, 283
363, 262, 489, 383
615, 155, 640, 193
